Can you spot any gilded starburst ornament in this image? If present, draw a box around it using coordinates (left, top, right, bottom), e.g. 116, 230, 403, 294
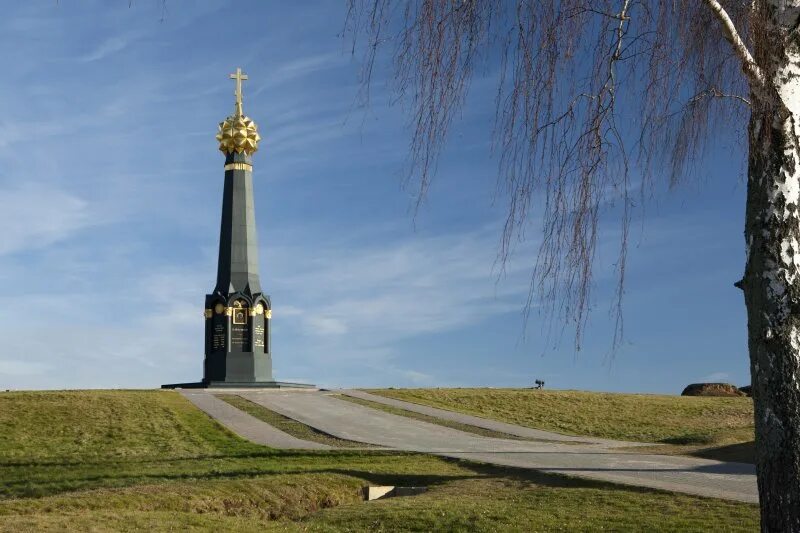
217, 114, 261, 154
216, 68, 261, 155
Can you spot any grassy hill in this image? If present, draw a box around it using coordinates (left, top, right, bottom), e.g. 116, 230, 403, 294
369, 388, 755, 462
0, 389, 758, 531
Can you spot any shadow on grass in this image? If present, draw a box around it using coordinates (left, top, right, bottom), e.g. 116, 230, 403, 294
628, 440, 756, 465
0, 468, 478, 500
0, 448, 398, 468
2, 451, 694, 502
660, 434, 718, 446
690, 441, 755, 464
446, 459, 731, 497
1, 446, 758, 503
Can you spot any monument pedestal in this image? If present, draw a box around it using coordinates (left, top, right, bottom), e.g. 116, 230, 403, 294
161, 380, 315, 389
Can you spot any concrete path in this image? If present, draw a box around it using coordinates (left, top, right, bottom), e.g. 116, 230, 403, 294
340, 389, 643, 447
240, 390, 757, 503
179, 390, 330, 450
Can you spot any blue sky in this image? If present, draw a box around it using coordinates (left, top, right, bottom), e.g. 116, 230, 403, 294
0, 2, 749, 393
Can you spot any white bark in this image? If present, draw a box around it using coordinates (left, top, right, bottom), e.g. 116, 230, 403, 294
702, 0, 765, 87
743, 2, 800, 530
695, 0, 800, 529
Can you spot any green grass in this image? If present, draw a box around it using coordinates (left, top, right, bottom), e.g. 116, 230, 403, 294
0, 390, 457, 499
307, 475, 758, 532
0, 389, 759, 531
368, 388, 754, 447
216, 394, 374, 448
0, 390, 247, 462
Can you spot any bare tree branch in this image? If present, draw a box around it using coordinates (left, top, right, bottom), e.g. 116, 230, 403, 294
345, 0, 751, 352
701, 0, 765, 88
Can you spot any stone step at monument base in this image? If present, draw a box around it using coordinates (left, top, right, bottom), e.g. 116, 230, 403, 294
161, 381, 316, 390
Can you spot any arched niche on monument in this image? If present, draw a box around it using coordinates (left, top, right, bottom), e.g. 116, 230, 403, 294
252, 300, 267, 351
229, 299, 252, 352
209, 300, 227, 352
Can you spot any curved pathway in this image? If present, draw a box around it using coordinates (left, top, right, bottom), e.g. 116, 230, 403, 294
239, 390, 757, 503
180, 390, 330, 450
340, 389, 645, 447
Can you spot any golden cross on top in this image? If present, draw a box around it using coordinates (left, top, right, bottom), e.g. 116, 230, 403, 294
230, 67, 248, 115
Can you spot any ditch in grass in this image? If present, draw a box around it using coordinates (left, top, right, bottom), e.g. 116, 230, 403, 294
0, 460, 759, 532
216, 394, 378, 449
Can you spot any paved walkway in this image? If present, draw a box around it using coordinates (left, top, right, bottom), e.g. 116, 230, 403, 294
179, 390, 330, 450
239, 390, 757, 503
341, 389, 644, 447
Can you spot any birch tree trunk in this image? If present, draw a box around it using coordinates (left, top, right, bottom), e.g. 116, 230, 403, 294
745, 5, 800, 529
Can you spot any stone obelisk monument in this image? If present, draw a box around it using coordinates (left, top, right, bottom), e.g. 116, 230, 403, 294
163, 69, 312, 389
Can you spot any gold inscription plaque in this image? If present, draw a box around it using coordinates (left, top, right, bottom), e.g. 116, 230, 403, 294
254, 324, 265, 348
212, 324, 226, 350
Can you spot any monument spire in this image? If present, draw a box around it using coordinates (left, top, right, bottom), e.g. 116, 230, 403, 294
162, 69, 313, 390
206, 68, 271, 383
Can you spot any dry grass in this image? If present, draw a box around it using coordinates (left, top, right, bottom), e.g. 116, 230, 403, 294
0, 473, 364, 531
369, 388, 754, 445
0, 390, 248, 462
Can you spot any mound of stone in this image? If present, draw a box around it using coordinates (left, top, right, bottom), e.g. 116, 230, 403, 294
681, 383, 746, 397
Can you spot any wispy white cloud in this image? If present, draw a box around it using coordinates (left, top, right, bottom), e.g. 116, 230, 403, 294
0, 185, 91, 255
700, 372, 732, 383
253, 52, 346, 94
0, 271, 208, 389
269, 225, 532, 347
0, 360, 51, 377
78, 35, 129, 63
399, 368, 435, 385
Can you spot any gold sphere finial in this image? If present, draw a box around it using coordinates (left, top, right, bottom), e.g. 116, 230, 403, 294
216, 67, 261, 155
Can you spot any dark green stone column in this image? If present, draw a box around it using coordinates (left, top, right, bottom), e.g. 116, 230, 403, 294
203, 151, 272, 383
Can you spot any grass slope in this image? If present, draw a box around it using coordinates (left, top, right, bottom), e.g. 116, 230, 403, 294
0, 389, 759, 531
369, 388, 754, 444
0, 390, 244, 462
368, 388, 756, 463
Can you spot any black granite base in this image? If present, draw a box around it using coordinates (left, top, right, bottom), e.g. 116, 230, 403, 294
161, 380, 316, 389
